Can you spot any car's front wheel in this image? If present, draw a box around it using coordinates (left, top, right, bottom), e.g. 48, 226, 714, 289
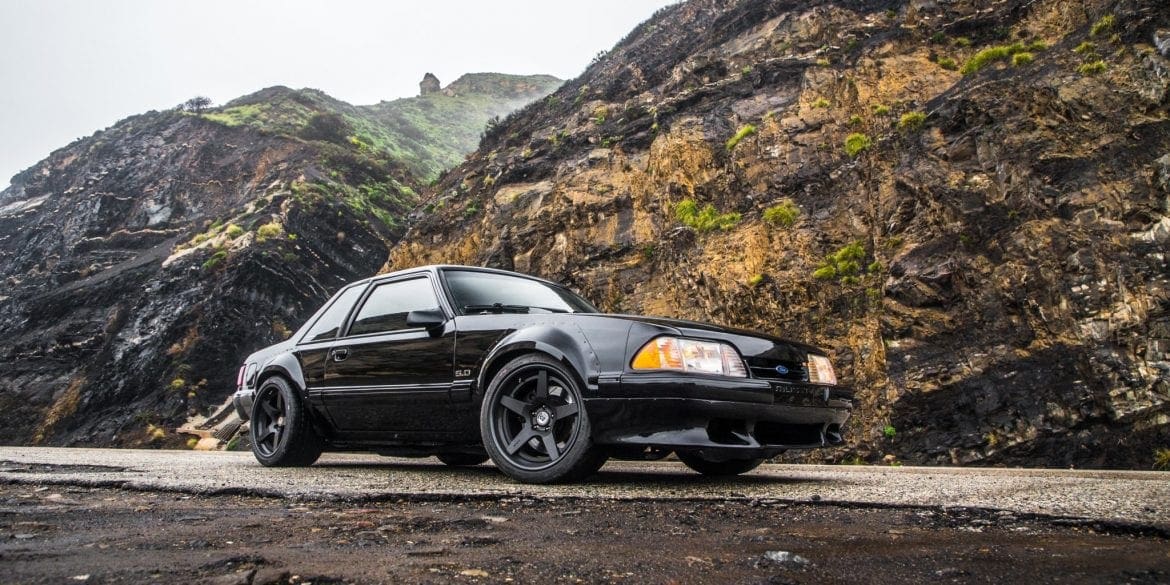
250, 376, 323, 467
480, 354, 606, 483
677, 452, 763, 476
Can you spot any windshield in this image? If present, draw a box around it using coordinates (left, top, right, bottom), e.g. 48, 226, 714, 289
443, 270, 598, 315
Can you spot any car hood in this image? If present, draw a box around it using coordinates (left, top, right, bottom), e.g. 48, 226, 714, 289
598, 314, 826, 355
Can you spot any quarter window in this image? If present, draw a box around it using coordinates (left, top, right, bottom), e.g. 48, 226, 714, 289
301, 285, 365, 342
347, 278, 440, 336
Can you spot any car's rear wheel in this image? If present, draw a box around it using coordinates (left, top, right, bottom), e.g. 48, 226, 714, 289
480, 354, 606, 483
677, 452, 763, 476
436, 453, 489, 466
250, 376, 323, 467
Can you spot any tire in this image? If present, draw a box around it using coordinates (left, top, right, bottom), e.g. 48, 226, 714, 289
436, 453, 489, 466
677, 452, 763, 476
250, 376, 323, 467
480, 354, 607, 483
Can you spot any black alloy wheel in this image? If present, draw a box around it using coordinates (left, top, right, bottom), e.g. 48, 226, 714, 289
249, 376, 323, 467
481, 354, 606, 483
677, 451, 763, 476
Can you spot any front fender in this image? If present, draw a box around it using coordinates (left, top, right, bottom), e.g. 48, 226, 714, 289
257, 352, 306, 395
476, 324, 601, 395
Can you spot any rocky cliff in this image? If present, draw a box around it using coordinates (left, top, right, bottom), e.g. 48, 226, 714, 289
390, 0, 1170, 468
0, 76, 557, 447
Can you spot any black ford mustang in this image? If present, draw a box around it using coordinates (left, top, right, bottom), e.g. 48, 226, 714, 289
233, 265, 851, 483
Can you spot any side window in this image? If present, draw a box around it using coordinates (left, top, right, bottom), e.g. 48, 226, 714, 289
301, 285, 365, 342
347, 278, 439, 336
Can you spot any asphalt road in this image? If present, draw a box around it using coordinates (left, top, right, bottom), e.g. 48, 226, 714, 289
1, 447, 1166, 530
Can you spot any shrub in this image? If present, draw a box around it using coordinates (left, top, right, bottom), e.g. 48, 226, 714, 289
725, 124, 757, 151
844, 133, 872, 157
1073, 41, 1096, 54
1078, 60, 1106, 75
256, 221, 282, 242
938, 57, 958, 70
811, 97, 831, 109
748, 274, 764, 287
898, 111, 927, 132
930, 32, 947, 44
224, 224, 244, 239
168, 378, 186, 391
763, 199, 800, 228
867, 261, 882, 273
299, 112, 352, 144
1155, 448, 1170, 471
1012, 52, 1034, 66
591, 105, 608, 125
954, 36, 972, 47
871, 104, 891, 116
674, 199, 742, 232
812, 266, 837, 280
848, 114, 863, 125
1026, 40, 1048, 51
883, 425, 897, 438
1089, 14, 1114, 38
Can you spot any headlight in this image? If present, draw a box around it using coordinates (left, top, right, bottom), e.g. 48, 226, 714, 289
807, 354, 837, 385
631, 337, 748, 377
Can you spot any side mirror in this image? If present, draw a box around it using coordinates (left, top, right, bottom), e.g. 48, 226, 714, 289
406, 308, 446, 330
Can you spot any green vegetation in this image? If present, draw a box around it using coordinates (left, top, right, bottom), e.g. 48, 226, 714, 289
224, 224, 244, 239
201, 249, 228, 271
591, 105, 609, 125
844, 133, 872, 157
748, 274, 765, 287
1078, 60, 1107, 75
1012, 52, 1034, 66
816, 58, 831, 67
674, 199, 742, 232
640, 243, 656, 260
168, 378, 186, 392
762, 199, 800, 228
811, 97, 831, 109
813, 241, 870, 284
867, 261, 882, 274
954, 37, 972, 48
871, 104, 891, 116
930, 32, 947, 44
883, 425, 897, 438
1155, 448, 1170, 471
725, 124, 757, 151
1074, 41, 1096, 54
255, 221, 282, 242
960, 42, 1043, 74
937, 57, 958, 70
898, 111, 927, 132
848, 114, 863, 125
741, 65, 753, 76
1089, 14, 1114, 37
1026, 40, 1048, 51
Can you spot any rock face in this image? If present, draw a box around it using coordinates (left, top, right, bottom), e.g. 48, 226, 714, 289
390, 0, 1170, 468
419, 73, 441, 96
0, 79, 554, 447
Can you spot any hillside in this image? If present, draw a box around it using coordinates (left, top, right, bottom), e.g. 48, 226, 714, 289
389, 0, 1170, 468
0, 75, 555, 447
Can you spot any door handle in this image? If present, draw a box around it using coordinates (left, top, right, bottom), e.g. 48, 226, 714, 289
330, 348, 349, 362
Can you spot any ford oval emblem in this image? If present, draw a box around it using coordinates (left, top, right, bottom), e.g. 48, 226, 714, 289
775, 365, 790, 375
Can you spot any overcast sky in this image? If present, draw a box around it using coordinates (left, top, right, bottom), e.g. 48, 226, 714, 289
0, 0, 677, 190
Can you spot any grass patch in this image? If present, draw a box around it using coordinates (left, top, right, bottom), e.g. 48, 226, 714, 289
748, 274, 764, 287
725, 124, 757, 151
1078, 60, 1107, 75
1012, 52, 1034, 66
256, 221, 283, 242
813, 241, 869, 284
674, 199, 742, 232
201, 249, 228, 271
938, 57, 958, 70
224, 224, 244, 239
960, 41, 1042, 74
898, 111, 927, 132
811, 97, 831, 109
844, 133, 872, 157
763, 199, 800, 228
1089, 14, 1114, 37
1074, 41, 1096, 54
871, 104, 890, 116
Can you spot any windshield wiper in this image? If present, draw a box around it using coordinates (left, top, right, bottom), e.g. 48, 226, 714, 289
463, 303, 531, 314
462, 304, 570, 314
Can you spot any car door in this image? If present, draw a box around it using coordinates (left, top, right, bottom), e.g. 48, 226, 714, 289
294, 283, 369, 424
321, 274, 456, 438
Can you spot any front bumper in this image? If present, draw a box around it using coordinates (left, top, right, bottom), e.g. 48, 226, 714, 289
586, 373, 852, 458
